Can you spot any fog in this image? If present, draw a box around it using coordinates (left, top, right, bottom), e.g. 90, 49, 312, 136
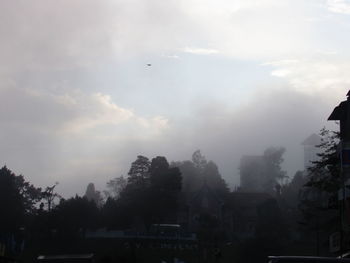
0, 0, 349, 196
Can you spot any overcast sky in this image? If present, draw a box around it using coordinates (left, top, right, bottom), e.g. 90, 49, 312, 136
1, 0, 349, 196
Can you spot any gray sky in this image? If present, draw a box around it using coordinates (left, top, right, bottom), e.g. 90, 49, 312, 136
0, 0, 349, 196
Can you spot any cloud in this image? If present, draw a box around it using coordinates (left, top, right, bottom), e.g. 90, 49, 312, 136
182, 47, 219, 55
136, 86, 338, 189
264, 56, 350, 101
0, 84, 169, 193
0, 0, 348, 197
327, 0, 350, 14
0, 0, 326, 75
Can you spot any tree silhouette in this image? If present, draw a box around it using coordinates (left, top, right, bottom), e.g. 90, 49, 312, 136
85, 183, 103, 206
41, 183, 60, 211
50, 195, 99, 238
104, 176, 127, 200
127, 155, 151, 187
0, 166, 41, 234
174, 150, 228, 196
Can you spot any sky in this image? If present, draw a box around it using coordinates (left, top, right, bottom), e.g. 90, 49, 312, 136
1, 0, 350, 197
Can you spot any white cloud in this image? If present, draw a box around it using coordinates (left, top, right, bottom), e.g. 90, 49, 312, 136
0, 84, 169, 192
183, 47, 219, 55
61, 93, 135, 134
271, 69, 291, 77
265, 56, 350, 101
327, 0, 350, 14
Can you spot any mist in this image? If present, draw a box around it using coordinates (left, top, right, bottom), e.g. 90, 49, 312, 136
0, 0, 348, 197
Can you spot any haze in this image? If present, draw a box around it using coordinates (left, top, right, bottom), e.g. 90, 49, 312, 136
0, 0, 348, 196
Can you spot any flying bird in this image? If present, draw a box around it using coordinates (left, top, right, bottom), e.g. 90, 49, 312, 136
147, 63, 151, 66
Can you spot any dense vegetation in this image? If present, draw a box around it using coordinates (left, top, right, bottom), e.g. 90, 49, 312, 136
0, 137, 343, 262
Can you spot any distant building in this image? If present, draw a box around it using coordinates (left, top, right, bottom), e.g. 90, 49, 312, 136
302, 133, 321, 170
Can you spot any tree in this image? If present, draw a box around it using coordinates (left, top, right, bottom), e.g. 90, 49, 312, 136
127, 155, 151, 187
114, 155, 183, 228
305, 128, 340, 194
85, 183, 103, 206
41, 183, 61, 211
50, 195, 99, 237
281, 171, 307, 208
148, 156, 182, 222
239, 147, 286, 194
192, 150, 207, 172
203, 160, 229, 194
104, 176, 127, 200
263, 147, 287, 193
171, 160, 201, 195
150, 156, 182, 192
0, 166, 42, 233
174, 150, 228, 196
298, 128, 340, 253
300, 128, 340, 217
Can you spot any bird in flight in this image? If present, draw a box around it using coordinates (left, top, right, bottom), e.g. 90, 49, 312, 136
147, 63, 151, 66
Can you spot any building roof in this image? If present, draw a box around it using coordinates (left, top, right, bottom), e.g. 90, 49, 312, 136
328, 100, 347, 121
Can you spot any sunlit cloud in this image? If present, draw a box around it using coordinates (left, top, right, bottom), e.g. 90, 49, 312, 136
264, 57, 350, 100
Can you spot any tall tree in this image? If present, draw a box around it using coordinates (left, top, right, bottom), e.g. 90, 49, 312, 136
298, 128, 341, 253
263, 147, 287, 193
116, 155, 182, 228
127, 155, 151, 187
175, 150, 228, 196
104, 175, 127, 200
240, 147, 286, 194
192, 150, 207, 172
203, 160, 229, 194
0, 166, 41, 233
305, 128, 340, 194
85, 183, 103, 206
148, 156, 182, 222
171, 160, 201, 195
41, 183, 60, 211
50, 195, 99, 237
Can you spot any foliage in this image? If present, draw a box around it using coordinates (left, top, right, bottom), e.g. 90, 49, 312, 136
109, 155, 183, 228
127, 155, 151, 187
104, 175, 127, 200
305, 127, 340, 193
239, 147, 286, 194
50, 195, 99, 237
173, 150, 229, 197
0, 166, 42, 233
298, 128, 341, 240
85, 183, 103, 206
41, 182, 61, 211
263, 147, 287, 189
281, 171, 307, 208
